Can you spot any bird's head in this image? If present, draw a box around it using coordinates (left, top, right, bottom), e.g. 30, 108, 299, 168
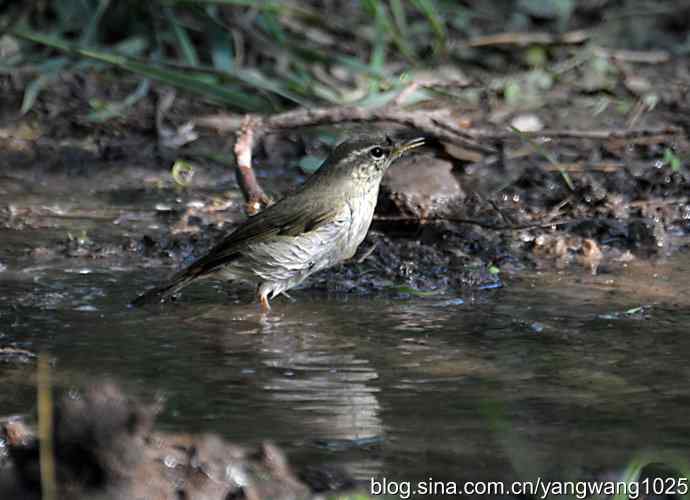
316, 135, 425, 187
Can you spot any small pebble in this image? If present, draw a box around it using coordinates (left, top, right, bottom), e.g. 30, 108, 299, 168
75, 305, 98, 312
530, 322, 545, 333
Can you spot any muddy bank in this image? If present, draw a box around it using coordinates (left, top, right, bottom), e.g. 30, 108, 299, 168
0, 55, 689, 305
0, 383, 355, 500
2, 128, 686, 303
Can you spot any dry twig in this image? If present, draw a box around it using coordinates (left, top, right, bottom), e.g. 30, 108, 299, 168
234, 116, 272, 214
228, 106, 493, 150
374, 214, 587, 231
467, 30, 589, 48
467, 126, 682, 141
592, 47, 671, 64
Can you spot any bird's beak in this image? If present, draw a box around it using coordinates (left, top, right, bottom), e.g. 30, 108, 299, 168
391, 137, 425, 160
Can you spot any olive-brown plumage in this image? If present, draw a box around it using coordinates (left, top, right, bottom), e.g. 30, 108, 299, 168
131, 135, 424, 311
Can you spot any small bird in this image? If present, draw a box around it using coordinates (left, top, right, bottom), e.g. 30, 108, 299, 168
131, 135, 425, 312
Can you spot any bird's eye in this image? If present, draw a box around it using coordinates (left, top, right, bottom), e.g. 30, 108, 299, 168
370, 147, 385, 159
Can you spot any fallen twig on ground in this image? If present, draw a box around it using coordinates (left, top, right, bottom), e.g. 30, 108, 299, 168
374, 214, 589, 231
466, 125, 682, 140
466, 30, 589, 48
543, 161, 627, 172
628, 198, 688, 208
393, 78, 474, 105
592, 47, 671, 64
225, 106, 494, 151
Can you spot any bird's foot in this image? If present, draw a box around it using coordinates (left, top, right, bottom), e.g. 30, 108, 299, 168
257, 289, 271, 314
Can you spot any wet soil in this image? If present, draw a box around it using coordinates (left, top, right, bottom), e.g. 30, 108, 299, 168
2, 60, 689, 302
1, 383, 355, 499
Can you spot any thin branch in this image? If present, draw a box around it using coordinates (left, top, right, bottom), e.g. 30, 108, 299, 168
592, 46, 671, 64
374, 214, 589, 231
234, 116, 272, 214
199, 106, 493, 152
542, 161, 627, 173
466, 125, 682, 141
264, 107, 493, 152
629, 198, 688, 208
467, 30, 589, 48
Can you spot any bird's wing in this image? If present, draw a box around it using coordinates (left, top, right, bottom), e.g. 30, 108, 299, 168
130, 193, 345, 306
181, 196, 345, 276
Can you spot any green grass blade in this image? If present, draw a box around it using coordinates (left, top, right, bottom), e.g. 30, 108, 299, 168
614, 452, 690, 500
509, 125, 575, 191
160, 0, 280, 7
20, 57, 69, 114
87, 78, 151, 122
389, 0, 415, 58
80, 0, 111, 46
208, 21, 233, 72
256, 10, 287, 44
21, 74, 55, 114
362, 0, 387, 74
613, 457, 646, 500
13, 29, 273, 111
111, 36, 149, 57
159, 0, 302, 15
54, 0, 86, 33
410, 0, 447, 54
163, 6, 200, 66
230, 68, 308, 106
389, 0, 408, 38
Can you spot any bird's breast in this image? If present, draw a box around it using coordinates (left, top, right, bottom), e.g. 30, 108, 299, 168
344, 188, 379, 256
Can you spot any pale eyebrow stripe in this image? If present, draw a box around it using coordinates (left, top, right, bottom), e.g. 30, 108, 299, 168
345, 150, 363, 162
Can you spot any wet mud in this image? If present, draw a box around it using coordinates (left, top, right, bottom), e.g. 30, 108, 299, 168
0, 383, 353, 499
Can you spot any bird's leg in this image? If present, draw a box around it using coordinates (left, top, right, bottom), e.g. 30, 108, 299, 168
257, 287, 271, 313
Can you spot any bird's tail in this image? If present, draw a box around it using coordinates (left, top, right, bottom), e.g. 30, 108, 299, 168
129, 268, 199, 307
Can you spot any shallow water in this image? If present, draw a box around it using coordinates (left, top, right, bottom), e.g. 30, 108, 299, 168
2, 184, 690, 490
